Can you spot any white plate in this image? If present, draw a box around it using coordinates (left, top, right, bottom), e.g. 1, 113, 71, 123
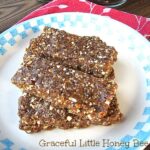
0, 12, 150, 150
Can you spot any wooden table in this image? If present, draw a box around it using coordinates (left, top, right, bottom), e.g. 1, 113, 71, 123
0, 0, 150, 33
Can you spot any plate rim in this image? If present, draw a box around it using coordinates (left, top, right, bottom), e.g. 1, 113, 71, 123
0, 12, 150, 46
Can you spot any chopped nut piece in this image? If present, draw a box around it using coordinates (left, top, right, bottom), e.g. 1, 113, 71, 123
68, 97, 77, 103
87, 114, 92, 120
105, 100, 110, 105
37, 121, 41, 124
49, 106, 53, 110
67, 116, 72, 121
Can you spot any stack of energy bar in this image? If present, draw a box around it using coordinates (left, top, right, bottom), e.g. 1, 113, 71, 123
11, 27, 122, 133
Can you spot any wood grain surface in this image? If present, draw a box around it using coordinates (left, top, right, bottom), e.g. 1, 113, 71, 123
0, 0, 150, 33
118, 0, 150, 17
0, 0, 43, 33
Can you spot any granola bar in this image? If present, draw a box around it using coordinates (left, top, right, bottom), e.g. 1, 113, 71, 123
12, 56, 117, 117
18, 93, 122, 133
24, 27, 117, 78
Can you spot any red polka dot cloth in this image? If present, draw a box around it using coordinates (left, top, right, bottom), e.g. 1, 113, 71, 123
19, 0, 150, 39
